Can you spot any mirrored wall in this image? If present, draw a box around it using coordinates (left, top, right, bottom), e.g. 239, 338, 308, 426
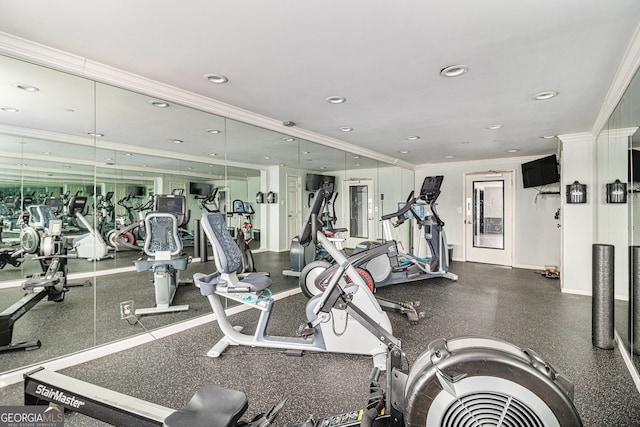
0, 54, 414, 375
597, 62, 640, 377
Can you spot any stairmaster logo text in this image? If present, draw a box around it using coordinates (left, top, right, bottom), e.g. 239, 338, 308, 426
33, 385, 85, 409
0, 404, 64, 427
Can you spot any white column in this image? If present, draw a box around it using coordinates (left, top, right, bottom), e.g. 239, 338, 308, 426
558, 132, 596, 295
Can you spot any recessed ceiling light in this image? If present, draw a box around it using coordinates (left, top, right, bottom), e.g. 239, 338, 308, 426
443, 154, 455, 159
487, 124, 503, 130
283, 137, 295, 142
14, 83, 39, 92
326, 96, 346, 104
505, 149, 519, 153
301, 151, 311, 155
352, 155, 360, 159
149, 100, 170, 108
208, 153, 217, 156
339, 126, 353, 132
204, 73, 229, 84
264, 156, 271, 160
16, 163, 27, 167
440, 65, 468, 77
533, 91, 558, 100
206, 129, 221, 134
1, 107, 19, 112
406, 136, 420, 141
320, 166, 327, 170
398, 150, 410, 154
170, 139, 183, 144
86, 132, 104, 137
540, 134, 556, 139
187, 167, 194, 170
106, 157, 113, 161
354, 163, 361, 167
42, 151, 51, 155
142, 164, 148, 167
122, 153, 132, 156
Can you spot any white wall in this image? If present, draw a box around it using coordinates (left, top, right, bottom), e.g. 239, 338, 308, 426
559, 133, 596, 295
415, 157, 561, 268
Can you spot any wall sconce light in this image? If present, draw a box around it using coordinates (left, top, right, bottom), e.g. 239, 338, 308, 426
606, 179, 627, 203
566, 180, 587, 204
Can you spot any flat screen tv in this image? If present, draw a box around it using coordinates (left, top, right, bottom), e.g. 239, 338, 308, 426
305, 174, 336, 191
127, 185, 145, 197
521, 154, 560, 188
189, 182, 212, 196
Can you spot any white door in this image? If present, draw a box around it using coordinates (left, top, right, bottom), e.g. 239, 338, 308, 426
286, 175, 302, 242
464, 171, 513, 266
343, 180, 374, 248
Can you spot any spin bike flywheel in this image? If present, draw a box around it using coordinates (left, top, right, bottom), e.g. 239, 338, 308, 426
400, 336, 582, 427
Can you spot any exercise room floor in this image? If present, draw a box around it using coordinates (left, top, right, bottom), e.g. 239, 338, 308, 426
1, 255, 640, 426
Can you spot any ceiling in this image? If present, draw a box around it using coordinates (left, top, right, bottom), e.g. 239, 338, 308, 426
1, 0, 640, 166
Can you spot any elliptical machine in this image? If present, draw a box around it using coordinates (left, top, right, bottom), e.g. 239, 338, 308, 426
300, 176, 457, 298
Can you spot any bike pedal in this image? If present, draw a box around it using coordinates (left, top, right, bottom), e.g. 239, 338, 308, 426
296, 324, 314, 337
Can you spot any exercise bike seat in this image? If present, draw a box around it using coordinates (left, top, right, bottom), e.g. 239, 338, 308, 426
163, 384, 248, 427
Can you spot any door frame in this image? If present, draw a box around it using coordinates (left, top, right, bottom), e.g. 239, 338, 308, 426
285, 174, 302, 244
463, 170, 515, 266
343, 179, 374, 248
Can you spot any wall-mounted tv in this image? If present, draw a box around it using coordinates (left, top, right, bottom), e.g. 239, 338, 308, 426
85, 185, 102, 196
305, 174, 336, 191
127, 185, 145, 197
521, 154, 560, 188
189, 182, 212, 196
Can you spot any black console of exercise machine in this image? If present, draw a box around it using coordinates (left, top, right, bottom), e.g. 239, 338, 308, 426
0, 218, 91, 353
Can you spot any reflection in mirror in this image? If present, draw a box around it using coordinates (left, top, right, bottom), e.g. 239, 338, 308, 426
0, 51, 97, 371
602, 64, 640, 377
0, 53, 417, 381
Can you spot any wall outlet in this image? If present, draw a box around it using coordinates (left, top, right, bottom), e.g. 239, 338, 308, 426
120, 300, 134, 319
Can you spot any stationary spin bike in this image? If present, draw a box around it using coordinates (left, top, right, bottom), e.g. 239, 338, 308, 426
194, 188, 394, 370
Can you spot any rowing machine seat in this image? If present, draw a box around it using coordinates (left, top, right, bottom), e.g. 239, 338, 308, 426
163, 384, 248, 427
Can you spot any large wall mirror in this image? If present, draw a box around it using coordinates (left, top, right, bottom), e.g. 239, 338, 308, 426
598, 63, 640, 377
0, 53, 414, 377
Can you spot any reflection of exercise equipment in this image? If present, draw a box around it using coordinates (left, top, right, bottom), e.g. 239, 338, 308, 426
230, 199, 256, 273
0, 219, 91, 353
197, 188, 219, 213
195, 192, 394, 369
68, 195, 111, 261
106, 192, 153, 251
24, 367, 283, 427
283, 186, 341, 277
300, 176, 457, 299
134, 210, 190, 316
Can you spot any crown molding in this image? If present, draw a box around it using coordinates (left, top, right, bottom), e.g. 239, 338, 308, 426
0, 32, 414, 170
591, 23, 640, 137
